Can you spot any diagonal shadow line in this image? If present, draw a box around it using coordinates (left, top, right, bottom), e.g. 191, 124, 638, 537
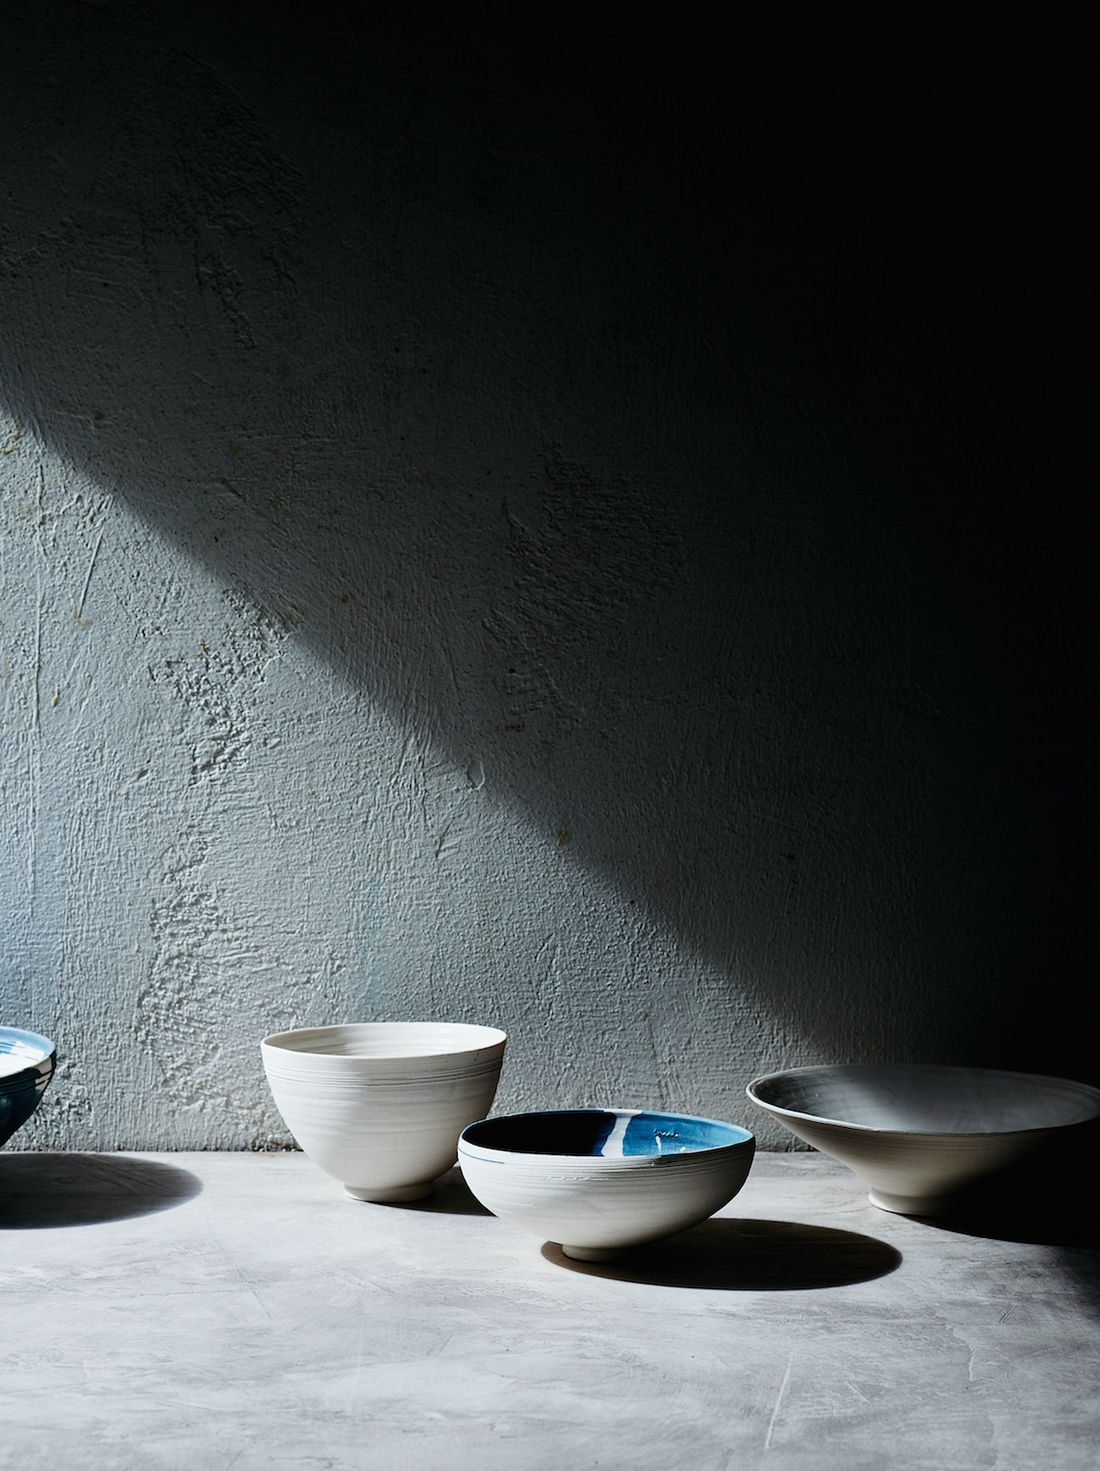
0, 8, 1065, 1086
541, 1216, 902, 1290
0, 1152, 202, 1228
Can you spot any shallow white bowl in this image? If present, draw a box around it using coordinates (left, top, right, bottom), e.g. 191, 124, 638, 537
458, 1108, 755, 1260
747, 1063, 1100, 1214
261, 1022, 506, 1202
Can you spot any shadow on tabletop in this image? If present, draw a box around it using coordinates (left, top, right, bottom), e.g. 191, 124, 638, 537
910, 1199, 1099, 1250
0, 1153, 202, 1228
909, 1192, 1100, 1318
542, 1217, 902, 1290
377, 1166, 493, 1217
900, 1149, 1100, 1249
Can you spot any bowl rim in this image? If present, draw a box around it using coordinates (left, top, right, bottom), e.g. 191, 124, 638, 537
459, 1106, 755, 1161
260, 1021, 507, 1060
746, 1062, 1100, 1137
0, 1028, 55, 1143
0, 1027, 56, 1067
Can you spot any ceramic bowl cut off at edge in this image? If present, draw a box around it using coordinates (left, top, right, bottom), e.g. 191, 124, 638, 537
0, 1028, 57, 1148
458, 1108, 756, 1260
747, 1063, 1100, 1215
260, 1022, 507, 1202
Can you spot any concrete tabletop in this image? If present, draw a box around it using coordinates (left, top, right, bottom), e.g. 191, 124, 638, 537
2, 1150, 1096, 1470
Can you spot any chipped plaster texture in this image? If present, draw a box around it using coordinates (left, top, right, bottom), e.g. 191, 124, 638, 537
1, 9, 1077, 1149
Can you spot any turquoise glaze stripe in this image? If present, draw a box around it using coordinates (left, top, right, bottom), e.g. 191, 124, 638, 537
622, 1113, 749, 1154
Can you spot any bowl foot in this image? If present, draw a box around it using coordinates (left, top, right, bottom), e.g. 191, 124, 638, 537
344, 1182, 433, 1203
868, 1188, 953, 1216
561, 1243, 620, 1262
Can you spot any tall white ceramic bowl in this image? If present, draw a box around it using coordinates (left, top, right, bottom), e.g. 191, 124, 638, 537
261, 1022, 507, 1202
459, 1108, 756, 1260
747, 1063, 1100, 1214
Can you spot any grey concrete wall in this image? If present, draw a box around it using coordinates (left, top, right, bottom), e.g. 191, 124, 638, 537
1, 6, 1078, 1149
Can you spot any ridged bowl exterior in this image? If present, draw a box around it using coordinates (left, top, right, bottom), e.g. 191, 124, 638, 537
459, 1109, 755, 1253
747, 1064, 1100, 1214
0, 1028, 57, 1148
261, 1023, 506, 1198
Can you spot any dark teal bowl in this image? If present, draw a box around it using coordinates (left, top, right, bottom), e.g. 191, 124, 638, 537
0, 1028, 56, 1148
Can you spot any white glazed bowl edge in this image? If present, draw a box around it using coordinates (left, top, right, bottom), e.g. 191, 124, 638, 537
459, 1108, 755, 1257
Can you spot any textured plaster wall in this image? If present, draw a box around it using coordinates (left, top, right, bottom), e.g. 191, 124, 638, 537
1, 7, 1079, 1149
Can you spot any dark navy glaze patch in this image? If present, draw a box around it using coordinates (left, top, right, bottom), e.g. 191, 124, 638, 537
463, 1110, 617, 1156
462, 1109, 752, 1158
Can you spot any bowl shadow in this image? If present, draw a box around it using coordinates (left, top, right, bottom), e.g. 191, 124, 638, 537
899, 1150, 1100, 1248
909, 1195, 1100, 1320
910, 1196, 1100, 1249
541, 1216, 902, 1289
0, 1152, 203, 1228
376, 1165, 493, 1216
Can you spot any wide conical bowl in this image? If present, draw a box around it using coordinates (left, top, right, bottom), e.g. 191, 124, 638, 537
747, 1063, 1100, 1214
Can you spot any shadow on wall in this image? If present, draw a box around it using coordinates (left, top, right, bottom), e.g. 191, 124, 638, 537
0, 8, 1079, 1084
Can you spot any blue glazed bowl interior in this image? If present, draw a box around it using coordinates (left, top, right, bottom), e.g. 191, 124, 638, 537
462, 1109, 752, 1157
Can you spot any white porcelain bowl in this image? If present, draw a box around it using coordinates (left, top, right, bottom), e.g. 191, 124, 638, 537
747, 1063, 1100, 1214
458, 1108, 755, 1260
261, 1022, 506, 1202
